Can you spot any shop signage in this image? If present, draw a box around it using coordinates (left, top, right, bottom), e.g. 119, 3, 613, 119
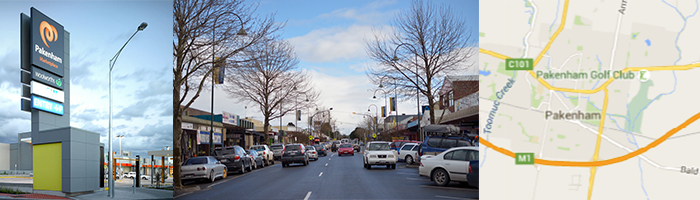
31, 95, 63, 115
181, 122, 194, 130
222, 111, 238, 126
31, 7, 64, 77
31, 81, 64, 102
197, 131, 222, 145
31, 67, 63, 90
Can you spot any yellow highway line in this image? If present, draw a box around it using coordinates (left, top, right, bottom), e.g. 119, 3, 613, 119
587, 88, 609, 200
480, 111, 700, 167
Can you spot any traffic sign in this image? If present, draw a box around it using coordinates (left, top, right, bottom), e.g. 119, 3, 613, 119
372, 134, 377, 138
309, 135, 313, 140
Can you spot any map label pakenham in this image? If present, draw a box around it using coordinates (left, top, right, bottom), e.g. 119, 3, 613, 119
31, 7, 64, 77
31, 95, 63, 115
31, 67, 63, 90
31, 81, 64, 103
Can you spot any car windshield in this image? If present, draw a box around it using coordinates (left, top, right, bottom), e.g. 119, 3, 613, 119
305, 146, 315, 151
368, 143, 390, 151
184, 157, 207, 165
271, 145, 283, 150
340, 144, 352, 148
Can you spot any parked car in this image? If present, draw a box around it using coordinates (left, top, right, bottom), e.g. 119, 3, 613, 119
281, 143, 309, 167
140, 174, 149, 180
271, 144, 284, 160
419, 146, 477, 186
124, 172, 137, 179
314, 144, 327, 156
363, 141, 397, 169
248, 150, 265, 169
213, 146, 253, 174
180, 156, 227, 183
250, 145, 275, 166
420, 136, 472, 158
398, 142, 421, 164
305, 145, 318, 161
337, 143, 354, 156
390, 139, 422, 151
467, 160, 478, 188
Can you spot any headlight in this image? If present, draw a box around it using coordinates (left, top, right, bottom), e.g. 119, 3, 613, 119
388, 155, 394, 158
370, 155, 377, 158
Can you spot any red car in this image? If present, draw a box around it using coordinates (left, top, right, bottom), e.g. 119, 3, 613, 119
337, 143, 354, 156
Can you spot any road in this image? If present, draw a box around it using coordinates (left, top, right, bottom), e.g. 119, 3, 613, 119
174, 151, 477, 200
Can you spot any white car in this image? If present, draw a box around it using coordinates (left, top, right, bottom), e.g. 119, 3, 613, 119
250, 145, 275, 166
419, 146, 477, 186
398, 142, 421, 164
305, 145, 319, 161
363, 141, 398, 169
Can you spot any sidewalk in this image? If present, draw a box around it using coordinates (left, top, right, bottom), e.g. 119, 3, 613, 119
0, 176, 172, 199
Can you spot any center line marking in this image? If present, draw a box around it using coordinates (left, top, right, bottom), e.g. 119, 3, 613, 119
318, 172, 323, 177
325, 163, 328, 166
304, 191, 312, 200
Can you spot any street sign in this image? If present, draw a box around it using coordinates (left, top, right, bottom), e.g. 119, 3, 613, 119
372, 134, 377, 139
309, 135, 313, 140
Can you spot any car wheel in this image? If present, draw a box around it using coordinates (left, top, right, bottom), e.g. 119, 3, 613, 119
351, 153, 354, 156
432, 168, 450, 186
386, 164, 390, 169
367, 164, 371, 169
249, 163, 254, 171
209, 171, 215, 183
406, 155, 414, 165
282, 163, 287, 168
392, 164, 396, 169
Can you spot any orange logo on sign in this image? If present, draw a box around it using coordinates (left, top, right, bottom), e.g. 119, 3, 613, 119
39, 21, 58, 48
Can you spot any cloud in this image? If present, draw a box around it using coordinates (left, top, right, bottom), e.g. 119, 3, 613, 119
317, 0, 398, 24
289, 25, 393, 63
114, 98, 171, 121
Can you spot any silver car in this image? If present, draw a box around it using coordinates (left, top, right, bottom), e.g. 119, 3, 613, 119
181, 156, 227, 183
305, 146, 318, 161
271, 144, 284, 160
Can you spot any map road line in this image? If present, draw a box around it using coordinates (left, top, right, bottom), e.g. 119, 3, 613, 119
587, 88, 609, 200
479, 111, 700, 167
533, 0, 570, 67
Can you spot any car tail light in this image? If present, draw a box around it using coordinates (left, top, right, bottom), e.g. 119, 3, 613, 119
235, 155, 240, 161
420, 162, 423, 167
469, 164, 473, 173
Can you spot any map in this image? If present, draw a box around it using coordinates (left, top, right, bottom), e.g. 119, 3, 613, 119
478, 0, 700, 199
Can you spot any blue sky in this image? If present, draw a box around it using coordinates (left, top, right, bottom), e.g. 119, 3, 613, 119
185, 0, 479, 134
0, 1, 172, 157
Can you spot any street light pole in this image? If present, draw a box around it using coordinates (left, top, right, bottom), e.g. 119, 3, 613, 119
108, 22, 147, 198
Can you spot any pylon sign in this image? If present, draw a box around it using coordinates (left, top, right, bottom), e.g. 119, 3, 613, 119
31, 7, 65, 77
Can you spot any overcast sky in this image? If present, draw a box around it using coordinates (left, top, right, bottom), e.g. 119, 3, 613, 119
184, 0, 478, 135
0, 1, 172, 157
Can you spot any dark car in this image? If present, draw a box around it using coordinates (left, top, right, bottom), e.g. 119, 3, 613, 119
213, 146, 253, 174
281, 144, 309, 167
314, 145, 327, 156
467, 160, 478, 188
331, 141, 341, 152
248, 150, 264, 169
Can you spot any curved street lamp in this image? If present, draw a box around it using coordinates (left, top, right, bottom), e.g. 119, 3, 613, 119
109, 22, 147, 198
391, 42, 423, 141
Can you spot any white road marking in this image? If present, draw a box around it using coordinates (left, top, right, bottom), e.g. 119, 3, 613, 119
406, 177, 425, 181
303, 191, 312, 200
318, 172, 323, 177
397, 172, 415, 175
435, 195, 476, 200
329, 158, 331, 161
325, 163, 328, 166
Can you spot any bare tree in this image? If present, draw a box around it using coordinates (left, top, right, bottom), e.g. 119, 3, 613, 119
173, 0, 283, 188
223, 40, 320, 146
365, 0, 477, 125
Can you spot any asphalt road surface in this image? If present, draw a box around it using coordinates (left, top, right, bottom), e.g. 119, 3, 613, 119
174, 151, 478, 200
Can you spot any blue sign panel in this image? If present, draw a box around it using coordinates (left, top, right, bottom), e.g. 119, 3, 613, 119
31, 95, 63, 115
198, 131, 222, 145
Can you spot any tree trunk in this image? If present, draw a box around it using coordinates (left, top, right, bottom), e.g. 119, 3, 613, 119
263, 115, 270, 145
173, 71, 182, 188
